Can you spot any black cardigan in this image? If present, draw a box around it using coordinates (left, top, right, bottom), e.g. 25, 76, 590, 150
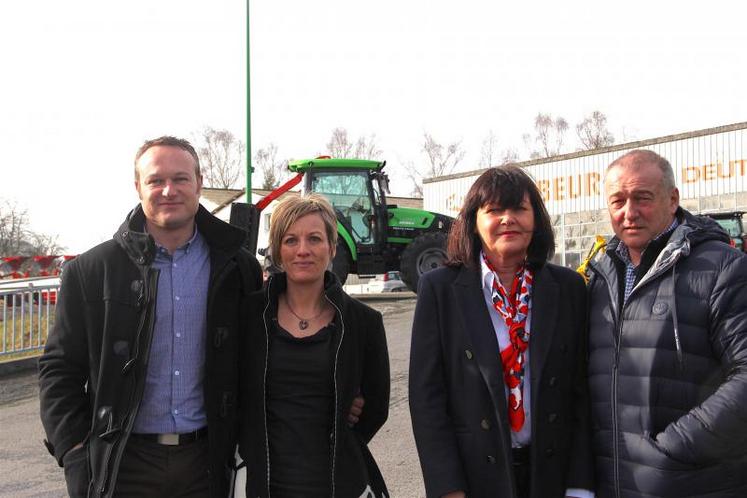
238, 271, 390, 497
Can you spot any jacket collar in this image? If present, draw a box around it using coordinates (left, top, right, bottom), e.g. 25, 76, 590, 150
114, 204, 247, 267
593, 207, 721, 297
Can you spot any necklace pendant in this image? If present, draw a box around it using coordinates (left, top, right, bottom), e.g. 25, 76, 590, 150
299, 319, 309, 330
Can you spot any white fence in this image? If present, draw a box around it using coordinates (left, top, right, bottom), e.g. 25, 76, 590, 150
0, 284, 58, 359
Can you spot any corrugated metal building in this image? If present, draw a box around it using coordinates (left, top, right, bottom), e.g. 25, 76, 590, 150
424, 122, 747, 268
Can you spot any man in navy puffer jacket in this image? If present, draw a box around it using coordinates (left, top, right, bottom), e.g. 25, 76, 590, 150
587, 149, 747, 497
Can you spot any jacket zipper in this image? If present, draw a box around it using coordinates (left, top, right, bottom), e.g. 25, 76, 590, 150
262, 282, 272, 498
325, 295, 345, 498
100, 268, 159, 496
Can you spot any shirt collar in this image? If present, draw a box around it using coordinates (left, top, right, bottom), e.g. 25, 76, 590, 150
480, 251, 496, 291
615, 217, 679, 267
145, 223, 200, 256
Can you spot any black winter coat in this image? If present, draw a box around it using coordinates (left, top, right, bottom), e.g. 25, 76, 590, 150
409, 263, 594, 498
588, 209, 747, 497
238, 271, 390, 498
38, 205, 262, 498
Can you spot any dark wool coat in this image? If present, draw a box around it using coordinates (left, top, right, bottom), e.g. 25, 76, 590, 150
238, 271, 390, 498
38, 205, 263, 498
587, 209, 747, 497
409, 263, 594, 498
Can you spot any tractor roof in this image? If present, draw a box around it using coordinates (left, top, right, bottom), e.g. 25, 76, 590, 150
288, 158, 385, 172
703, 211, 744, 220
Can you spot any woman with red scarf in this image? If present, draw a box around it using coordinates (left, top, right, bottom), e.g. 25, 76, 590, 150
409, 165, 594, 498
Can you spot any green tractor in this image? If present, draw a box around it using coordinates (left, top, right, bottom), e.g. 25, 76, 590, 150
230, 157, 453, 292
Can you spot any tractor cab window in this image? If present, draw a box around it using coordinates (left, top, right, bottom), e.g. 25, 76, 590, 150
371, 173, 384, 207
311, 171, 374, 244
716, 218, 740, 238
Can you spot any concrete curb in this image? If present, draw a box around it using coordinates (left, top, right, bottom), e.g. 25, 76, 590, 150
0, 356, 38, 377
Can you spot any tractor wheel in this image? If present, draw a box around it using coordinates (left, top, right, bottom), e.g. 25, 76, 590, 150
332, 241, 350, 285
400, 231, 448, 292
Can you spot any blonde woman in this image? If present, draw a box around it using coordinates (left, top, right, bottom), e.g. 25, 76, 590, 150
239, 194, 390, 497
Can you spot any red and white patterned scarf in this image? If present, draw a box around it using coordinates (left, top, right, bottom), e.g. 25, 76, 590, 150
482, 252, 534, 432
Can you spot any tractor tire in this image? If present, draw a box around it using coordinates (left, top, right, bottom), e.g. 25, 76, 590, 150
332, 241, 350, 285
400, 231, 448, 292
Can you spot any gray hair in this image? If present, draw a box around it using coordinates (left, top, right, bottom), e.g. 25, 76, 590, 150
607, 149, 676, 191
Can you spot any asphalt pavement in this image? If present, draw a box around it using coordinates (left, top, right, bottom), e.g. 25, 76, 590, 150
0, 298, 424, 498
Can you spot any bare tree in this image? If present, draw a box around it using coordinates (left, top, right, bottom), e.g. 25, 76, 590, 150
404, 160, 424, 197
0, 200, 29, 256
0, 200, 65, 256
422, 133, 466, 176
576, 111, 614, 150
480, 131, 520, 168
479, 130, 499, 168
195, 127, 246, 189
28, 232, 64, 255
407, 133, 466, 196
325, 128, 382, 159
254, 143, 287, 190
524, 113, 568, 159
500, 148, 520, 165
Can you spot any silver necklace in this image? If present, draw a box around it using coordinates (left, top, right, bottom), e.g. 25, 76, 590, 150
284, 295, 326, 330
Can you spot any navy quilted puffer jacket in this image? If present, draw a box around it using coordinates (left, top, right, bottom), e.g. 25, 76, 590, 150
587, 209, 747, 498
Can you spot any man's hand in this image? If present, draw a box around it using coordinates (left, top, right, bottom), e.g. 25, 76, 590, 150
442, 492, 466, 498
347, 395, 365, 426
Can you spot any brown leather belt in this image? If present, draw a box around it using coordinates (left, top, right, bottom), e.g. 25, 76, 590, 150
130, 427, 207, 446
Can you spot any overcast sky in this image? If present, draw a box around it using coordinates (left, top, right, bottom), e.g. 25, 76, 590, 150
1, 0, 746, 253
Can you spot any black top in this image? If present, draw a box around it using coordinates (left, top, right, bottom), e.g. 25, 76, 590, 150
266, 319, 336, 498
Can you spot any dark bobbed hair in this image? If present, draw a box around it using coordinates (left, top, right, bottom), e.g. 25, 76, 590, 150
446, 164, 555, 269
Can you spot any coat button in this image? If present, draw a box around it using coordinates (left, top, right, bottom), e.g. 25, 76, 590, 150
486, 455, 496, 464
480, 419, 491, 430
548, 413, 558, 423
548, 376, 557, 387
545, 448, 555, 457
465, 349, 473, 360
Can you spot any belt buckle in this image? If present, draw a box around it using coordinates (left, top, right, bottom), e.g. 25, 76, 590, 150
157, 433, 180, 445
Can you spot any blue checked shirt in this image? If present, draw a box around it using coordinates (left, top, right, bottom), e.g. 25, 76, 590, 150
615, 217, 679, 304
133, 228, 211, 434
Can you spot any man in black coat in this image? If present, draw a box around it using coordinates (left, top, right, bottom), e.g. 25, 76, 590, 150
587, 149, 747, 497
38, 136, 262, 497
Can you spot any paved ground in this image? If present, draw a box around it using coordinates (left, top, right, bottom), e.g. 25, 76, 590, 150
0, 298, 424, 497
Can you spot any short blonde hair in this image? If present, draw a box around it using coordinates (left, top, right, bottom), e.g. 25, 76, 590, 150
269, 193, 338, 266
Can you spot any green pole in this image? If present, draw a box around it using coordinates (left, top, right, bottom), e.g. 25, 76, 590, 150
245, 0, 252, 202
